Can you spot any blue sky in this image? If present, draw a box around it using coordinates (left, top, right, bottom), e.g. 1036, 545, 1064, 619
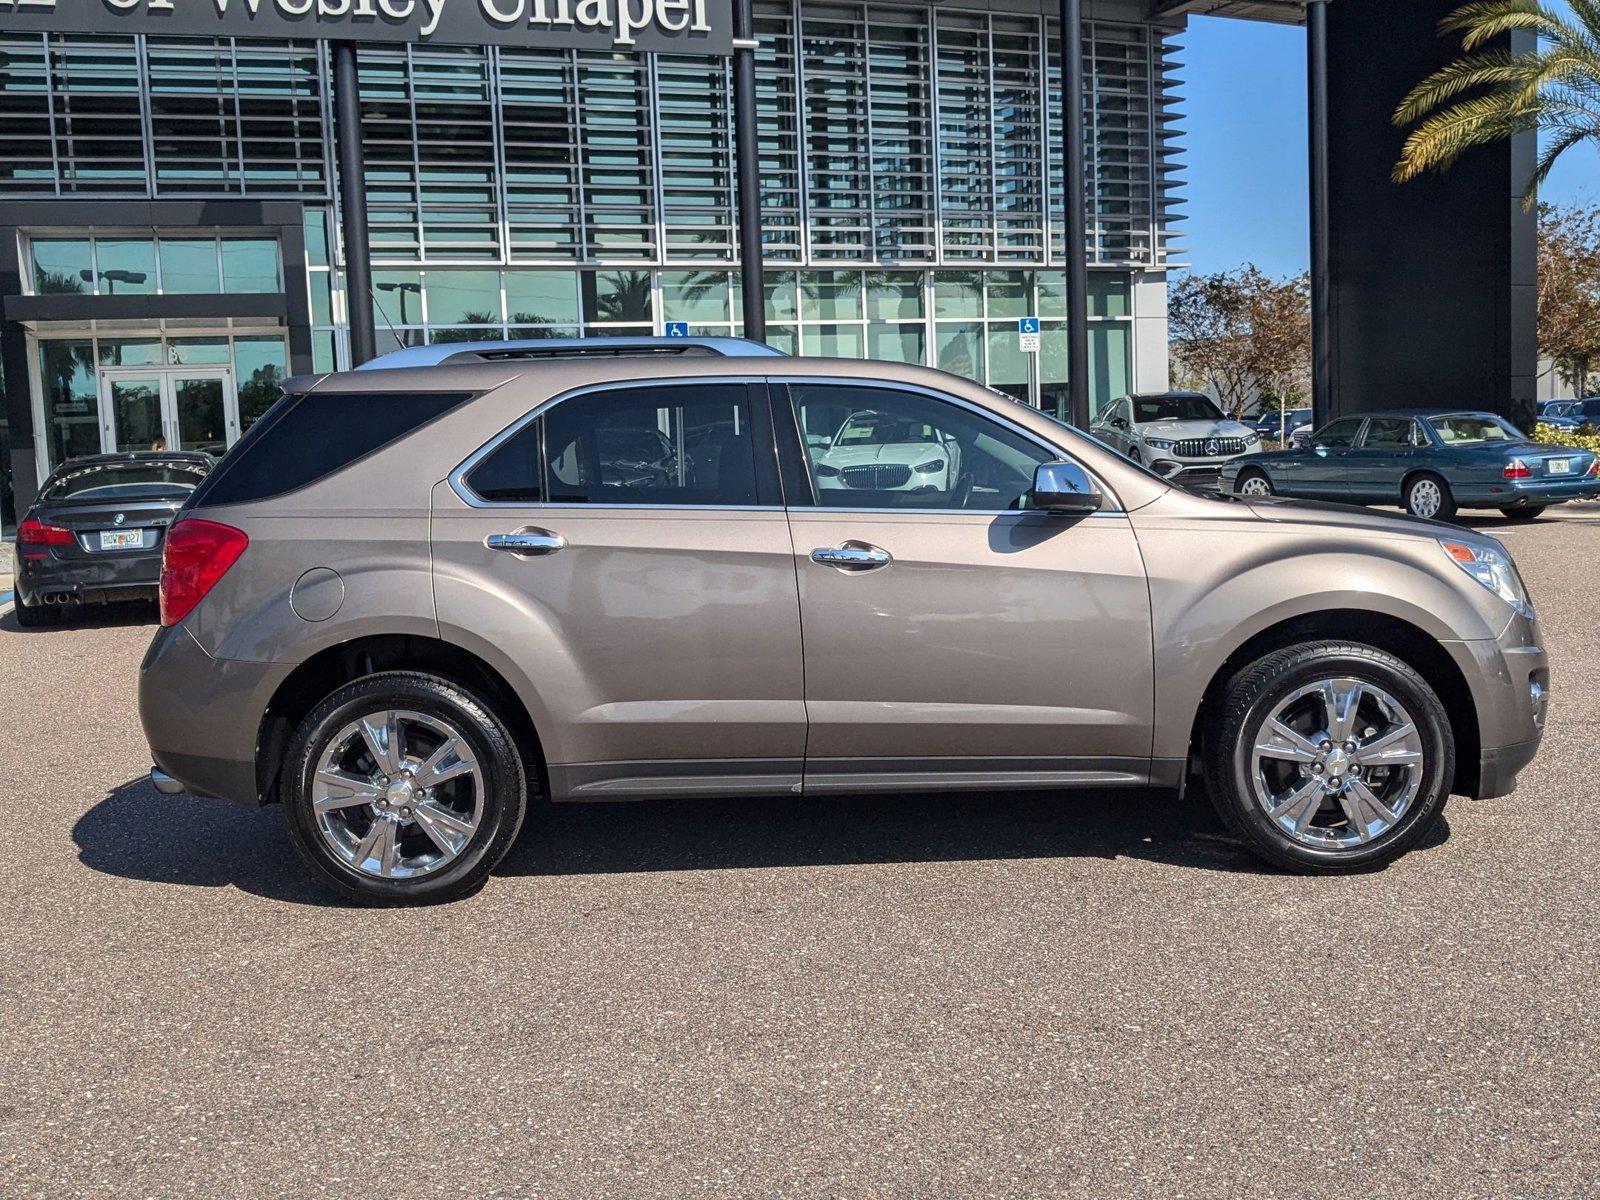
1176, 13, 1600, 278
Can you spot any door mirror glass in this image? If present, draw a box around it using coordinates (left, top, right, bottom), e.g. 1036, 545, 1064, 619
1031, 460, 1102, 513
1111, 415, 1129, 430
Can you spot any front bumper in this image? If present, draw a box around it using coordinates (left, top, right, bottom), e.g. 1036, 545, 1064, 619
1145, 456, 1242, 490
1453, 611, 1548, 799
139, 621, 291, 806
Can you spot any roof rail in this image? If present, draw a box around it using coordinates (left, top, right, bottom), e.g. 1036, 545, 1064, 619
356, 336, 786, 371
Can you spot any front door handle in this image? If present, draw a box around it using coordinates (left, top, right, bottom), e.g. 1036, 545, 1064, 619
485, 527, 566, 557
810, 541, 892, 571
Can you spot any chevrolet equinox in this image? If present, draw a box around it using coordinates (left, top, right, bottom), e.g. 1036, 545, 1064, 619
139, 351, 1548, 903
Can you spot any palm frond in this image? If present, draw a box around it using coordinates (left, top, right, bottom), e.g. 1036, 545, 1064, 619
1393, 48, 1527, 124
1393, 0, 1600, 198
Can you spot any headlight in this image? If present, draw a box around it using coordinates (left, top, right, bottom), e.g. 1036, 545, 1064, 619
913, 458, 946, 474
814, 463, 840, 478
1440, 539, 1532, 617
1244, 432, 1261, 445
1144, 438, 1175, 451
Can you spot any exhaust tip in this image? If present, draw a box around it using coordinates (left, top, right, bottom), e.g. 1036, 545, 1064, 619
150, 767, 184, 795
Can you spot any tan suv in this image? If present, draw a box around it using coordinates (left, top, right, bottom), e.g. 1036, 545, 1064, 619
139, 353, 1548, 903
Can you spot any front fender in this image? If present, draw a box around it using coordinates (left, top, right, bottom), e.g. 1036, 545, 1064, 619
1133, 506, 1506, 763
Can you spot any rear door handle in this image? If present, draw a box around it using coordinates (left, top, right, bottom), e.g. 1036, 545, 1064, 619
810, 541, 892, 571
485, 527, 566, 557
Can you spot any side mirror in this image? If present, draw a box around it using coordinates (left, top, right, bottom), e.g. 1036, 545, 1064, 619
1031, 460, 1103, 513
1110, 416, 1130, 431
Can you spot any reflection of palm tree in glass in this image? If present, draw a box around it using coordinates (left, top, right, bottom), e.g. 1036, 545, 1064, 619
589, 270, 653, 323
430, 313, 504, 344
37, 271, 87, 295
239, 363, 284, 429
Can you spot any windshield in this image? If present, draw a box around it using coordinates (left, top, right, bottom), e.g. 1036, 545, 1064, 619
43, 460, 208, 502
1133, 394, 1225, 423
1428, 415, 1524, 446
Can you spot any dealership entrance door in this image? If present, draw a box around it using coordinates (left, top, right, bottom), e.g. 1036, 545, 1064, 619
97, 367, 235, 457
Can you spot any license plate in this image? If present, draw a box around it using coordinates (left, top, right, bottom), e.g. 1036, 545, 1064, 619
1547, 458, 1571, 475
98, 529, 143, 551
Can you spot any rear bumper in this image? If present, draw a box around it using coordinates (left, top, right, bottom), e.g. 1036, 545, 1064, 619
16, 549, 161, 605
1457, 479, 1600, 507
139, 622, 290, 806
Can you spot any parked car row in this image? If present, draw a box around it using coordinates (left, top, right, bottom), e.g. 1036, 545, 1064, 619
1089, 393, 1599, 521
1537, 397, 1600, 430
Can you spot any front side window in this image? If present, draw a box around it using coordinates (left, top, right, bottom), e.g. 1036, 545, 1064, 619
542, 384, 759, 506
1312, 418, 1363, 449
789, 383, 1053, 511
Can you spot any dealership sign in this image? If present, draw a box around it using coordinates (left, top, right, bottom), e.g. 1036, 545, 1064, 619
0, 0, 729, 53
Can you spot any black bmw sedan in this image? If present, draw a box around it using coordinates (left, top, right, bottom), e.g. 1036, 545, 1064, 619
13, 452, 212, 627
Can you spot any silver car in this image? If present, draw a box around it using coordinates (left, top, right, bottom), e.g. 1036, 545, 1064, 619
1092, 391, 1262, 488
140, 352, 1548, 904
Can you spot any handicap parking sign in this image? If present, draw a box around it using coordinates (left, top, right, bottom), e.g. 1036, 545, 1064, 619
664, 321, 690, 337
1018, 316, 1040, 352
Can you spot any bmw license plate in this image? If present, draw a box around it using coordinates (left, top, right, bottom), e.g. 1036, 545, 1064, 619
98, 529, 143, 551
1547, 458, 1571, 475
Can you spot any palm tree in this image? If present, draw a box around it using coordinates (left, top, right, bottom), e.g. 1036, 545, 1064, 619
1392, 0, 1600, 207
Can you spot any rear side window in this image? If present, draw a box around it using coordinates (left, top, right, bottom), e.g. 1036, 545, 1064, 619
464, 384, 760, 506
190, 389, 473, 507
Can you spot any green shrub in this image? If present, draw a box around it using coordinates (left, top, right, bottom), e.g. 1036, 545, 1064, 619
1534, 422, 1600, 454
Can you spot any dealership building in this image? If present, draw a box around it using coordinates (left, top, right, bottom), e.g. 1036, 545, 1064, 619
0, 1, 1536, 527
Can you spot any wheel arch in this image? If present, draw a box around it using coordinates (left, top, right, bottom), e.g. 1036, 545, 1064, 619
256, 633, 548, 807
1184, 610, 1482, 797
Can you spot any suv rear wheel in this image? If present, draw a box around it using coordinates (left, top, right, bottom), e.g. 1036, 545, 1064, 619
282, 671, 527, 905
1204, 642, 1453, 872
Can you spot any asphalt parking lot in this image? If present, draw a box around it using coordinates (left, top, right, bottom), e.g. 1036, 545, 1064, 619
1, 514, 1596, 1198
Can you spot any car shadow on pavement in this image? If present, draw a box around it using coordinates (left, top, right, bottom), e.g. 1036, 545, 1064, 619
1, 602, 159, 634
75, 777, 1451, 906
75, 777, 335, 906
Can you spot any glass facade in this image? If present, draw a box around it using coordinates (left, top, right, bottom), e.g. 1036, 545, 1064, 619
3, 1, 1179, 480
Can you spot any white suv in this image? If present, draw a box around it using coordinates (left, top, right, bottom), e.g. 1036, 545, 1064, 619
1093, 392, 1261, 489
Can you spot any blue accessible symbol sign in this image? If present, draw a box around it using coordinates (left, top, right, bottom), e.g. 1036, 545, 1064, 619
664, 321, 690, 337
1018, 317, 1040, 352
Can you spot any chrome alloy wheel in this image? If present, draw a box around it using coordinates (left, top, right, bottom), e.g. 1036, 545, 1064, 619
1247, 677, 1426, 850
1237, 474, 1273, 497
312, 709, 483, 879
1408, 478, 1443, 518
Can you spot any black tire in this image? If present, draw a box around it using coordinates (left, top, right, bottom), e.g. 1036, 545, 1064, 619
1203, 641, 1453, 874
1235, 468, 1275, 498
11, 598, 58, 628
1404, 472, 1457, 521
1499, 505, 1546, 522
282, 671, 527, 905
1128, 446, 1143, 464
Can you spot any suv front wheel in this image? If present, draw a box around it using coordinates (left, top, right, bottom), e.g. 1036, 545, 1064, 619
282, 672, 527, 905
1204, 642, 1453, 872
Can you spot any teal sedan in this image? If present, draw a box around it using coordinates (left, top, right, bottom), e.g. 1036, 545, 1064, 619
1219, 409, 1600, 521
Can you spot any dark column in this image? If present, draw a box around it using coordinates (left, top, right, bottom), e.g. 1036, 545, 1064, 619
732, 0, 766, 343
0, 225, 37, 514
1060, 0, 1089, 427
1307, 0, 1331, 426
332, 42, 376, 367
1325, 2, 1537, 429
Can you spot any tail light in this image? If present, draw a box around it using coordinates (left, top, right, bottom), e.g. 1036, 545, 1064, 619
159, 518, 248, 627
1502, 458, 1531, 480
1590, 456, 1599, 478
17, 516, 73, 546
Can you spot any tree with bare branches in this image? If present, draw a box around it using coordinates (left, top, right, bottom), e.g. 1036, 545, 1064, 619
1168, 266, 1311, 417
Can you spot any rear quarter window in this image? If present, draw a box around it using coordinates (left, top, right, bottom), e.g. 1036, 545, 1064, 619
188, 389, 474, 507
